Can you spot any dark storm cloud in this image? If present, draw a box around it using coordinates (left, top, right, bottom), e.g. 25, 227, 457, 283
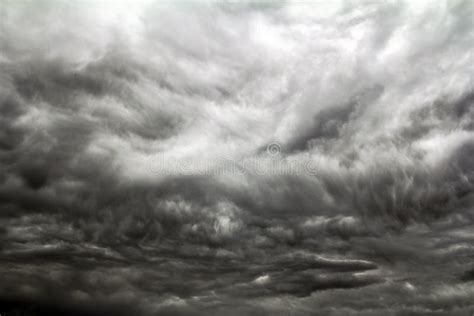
0, 0, 473, 315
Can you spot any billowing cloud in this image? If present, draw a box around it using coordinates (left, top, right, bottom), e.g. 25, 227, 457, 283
0, 0, 473, 315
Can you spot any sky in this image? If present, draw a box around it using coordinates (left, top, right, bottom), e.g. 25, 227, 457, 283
0, 0, 473, 315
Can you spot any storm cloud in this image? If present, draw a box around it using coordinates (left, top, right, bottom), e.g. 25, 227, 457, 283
0, 0, 473, 315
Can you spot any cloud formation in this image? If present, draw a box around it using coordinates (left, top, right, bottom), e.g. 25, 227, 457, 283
0, 0, 473, 315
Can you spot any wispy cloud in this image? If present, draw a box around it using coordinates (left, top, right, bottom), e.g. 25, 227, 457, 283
0, 0, 473, 315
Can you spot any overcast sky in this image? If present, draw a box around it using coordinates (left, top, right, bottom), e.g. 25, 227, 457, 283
0, 0, 473, 315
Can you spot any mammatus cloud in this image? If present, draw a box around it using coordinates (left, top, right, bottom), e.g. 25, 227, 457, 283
0, 0, 473, 315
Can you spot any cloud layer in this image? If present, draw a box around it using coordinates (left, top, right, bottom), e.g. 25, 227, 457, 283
0, 0, 473, 315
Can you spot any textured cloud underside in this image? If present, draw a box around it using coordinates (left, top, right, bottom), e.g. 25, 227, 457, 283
0, 1, 473, 315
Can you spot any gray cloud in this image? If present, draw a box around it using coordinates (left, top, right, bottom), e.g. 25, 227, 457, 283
0, 0, 473, 315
